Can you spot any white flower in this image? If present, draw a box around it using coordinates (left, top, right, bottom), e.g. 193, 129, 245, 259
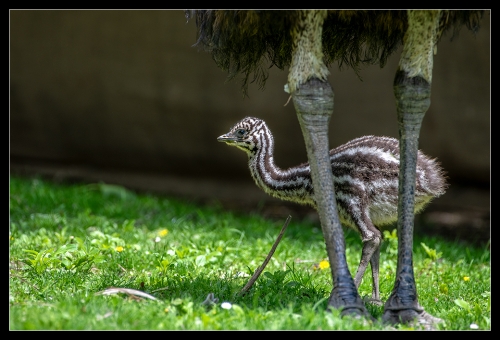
470, 323, 479, 329
154, 236, 161, 243
221, 302, 232, 310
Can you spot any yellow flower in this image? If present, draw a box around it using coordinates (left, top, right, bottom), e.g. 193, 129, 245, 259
463, 276, 470, 282
115, 246, 124, 252
319, 260, 330, 270
158, 229, 169, 237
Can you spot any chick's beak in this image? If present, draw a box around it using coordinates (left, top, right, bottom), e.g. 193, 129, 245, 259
217, 133, 236, 143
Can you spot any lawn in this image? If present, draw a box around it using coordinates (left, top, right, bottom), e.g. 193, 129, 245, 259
9, 175, 490, 330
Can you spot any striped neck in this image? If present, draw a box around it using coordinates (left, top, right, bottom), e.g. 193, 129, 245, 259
245, 120, 315, 206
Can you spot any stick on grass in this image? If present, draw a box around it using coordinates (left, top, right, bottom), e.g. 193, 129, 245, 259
238, 215, 291, 296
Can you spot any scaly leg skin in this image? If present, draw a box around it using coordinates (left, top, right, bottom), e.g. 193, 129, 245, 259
354, 236, 383, 306
382, 70, 443, 329
383, 11, 445, 329
292, 78, 370, 318
369, 242, 382, 304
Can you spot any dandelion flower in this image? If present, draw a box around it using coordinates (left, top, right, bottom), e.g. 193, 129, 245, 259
158, 229, 168, 237
115, 246, 124, 252
463, 276, 470, 282
319, 260, 330, 270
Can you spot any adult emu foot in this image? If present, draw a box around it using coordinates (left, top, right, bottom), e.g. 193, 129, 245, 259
383, 308, 444, 330
328, 285, 373, 320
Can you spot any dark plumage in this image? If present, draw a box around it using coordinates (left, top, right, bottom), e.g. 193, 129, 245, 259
187, 10, 483, 94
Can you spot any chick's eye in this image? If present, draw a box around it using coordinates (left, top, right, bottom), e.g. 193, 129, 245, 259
235, 129, 246, 137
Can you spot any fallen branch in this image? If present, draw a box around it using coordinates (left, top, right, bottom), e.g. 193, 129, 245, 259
238, 215, 291, 296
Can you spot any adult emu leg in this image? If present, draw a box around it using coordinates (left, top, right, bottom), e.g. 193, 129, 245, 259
289, 10, 368, 317
382, 10, 443, 327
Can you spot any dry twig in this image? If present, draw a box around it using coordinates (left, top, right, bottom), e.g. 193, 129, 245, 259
238, 215, 291, 296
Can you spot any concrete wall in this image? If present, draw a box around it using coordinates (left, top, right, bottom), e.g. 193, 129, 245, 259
10, 10, 490, 228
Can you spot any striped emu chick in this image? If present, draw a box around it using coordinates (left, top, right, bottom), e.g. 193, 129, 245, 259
217, 116, 447, 303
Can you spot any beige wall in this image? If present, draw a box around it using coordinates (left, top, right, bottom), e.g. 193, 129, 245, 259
10, 10, 490, 213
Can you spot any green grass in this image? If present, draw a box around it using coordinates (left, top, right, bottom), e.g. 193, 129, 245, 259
9, 175, 490, 330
